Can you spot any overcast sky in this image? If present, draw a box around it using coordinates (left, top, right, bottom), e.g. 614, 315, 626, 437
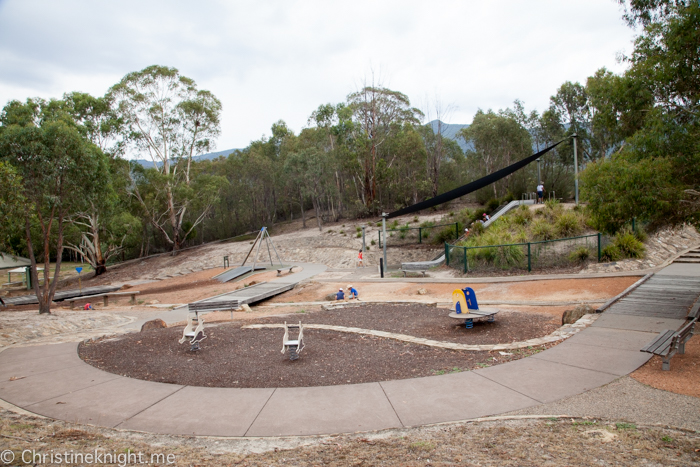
0, 0, 636, 154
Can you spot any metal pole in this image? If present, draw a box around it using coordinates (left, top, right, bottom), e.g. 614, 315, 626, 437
418, 227, 422, 244
361, 226, 366, 251
252, 227, 265, 271
597, 232, 601, 262
573, 134, 579, 205
382, 213, 388, 276
536, 158, 541, 188
265, 228, 285, 266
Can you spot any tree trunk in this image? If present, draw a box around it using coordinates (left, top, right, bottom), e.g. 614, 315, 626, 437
312, 197, 322, 231
299, 189, 306, 228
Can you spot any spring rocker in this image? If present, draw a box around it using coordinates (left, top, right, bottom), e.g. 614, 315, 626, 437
449, 287, 498, 329
179, 311, 206, 351
282, 321, 305, 360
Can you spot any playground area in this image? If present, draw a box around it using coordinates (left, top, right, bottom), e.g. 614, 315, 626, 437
79, 303, 565, 388
0, 218, 699, 465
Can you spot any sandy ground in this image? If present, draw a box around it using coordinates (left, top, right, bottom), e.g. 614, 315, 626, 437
269, 276, 639, 306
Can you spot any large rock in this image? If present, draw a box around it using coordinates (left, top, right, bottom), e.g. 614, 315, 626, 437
562, 304, 595, 325
141, 319, 167, 331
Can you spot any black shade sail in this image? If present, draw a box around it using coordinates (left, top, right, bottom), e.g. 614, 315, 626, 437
386, 139, 568, 219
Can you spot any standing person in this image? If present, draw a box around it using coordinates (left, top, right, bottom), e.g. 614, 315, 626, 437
537, 181, 544, 204
357, 249, 364, 268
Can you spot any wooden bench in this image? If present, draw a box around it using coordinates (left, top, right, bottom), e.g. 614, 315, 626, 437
69, 291, 140, 309
401, 263, 430, 277
188, 300, 241, 319
277, 266, 295, 276
688, 302, 699, 320
641, 318, 696, 370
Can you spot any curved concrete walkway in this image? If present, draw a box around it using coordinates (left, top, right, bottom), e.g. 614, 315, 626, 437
0, 263, 696, 437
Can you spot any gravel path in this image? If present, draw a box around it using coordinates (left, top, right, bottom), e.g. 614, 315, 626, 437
505, 375, 700, 431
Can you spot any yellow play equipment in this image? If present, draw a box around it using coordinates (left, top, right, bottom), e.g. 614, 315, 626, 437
450, 287, 498, 329
452, 287, 479, 313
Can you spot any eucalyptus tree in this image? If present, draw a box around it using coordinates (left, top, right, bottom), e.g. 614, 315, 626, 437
579, 0, 700, 230
346, 86, 423, 211
109, 65, 223, 252
0, 100, 109, 313
458, 109, 532, 200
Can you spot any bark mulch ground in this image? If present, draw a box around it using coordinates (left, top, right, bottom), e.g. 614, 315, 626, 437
79, 303, 560, 388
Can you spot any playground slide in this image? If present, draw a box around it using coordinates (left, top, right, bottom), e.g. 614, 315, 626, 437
400, 200, 534, 270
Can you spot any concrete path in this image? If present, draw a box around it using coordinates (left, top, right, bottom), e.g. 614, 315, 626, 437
0, 262, 696, 437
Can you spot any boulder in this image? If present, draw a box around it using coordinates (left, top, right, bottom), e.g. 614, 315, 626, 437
562, 304, 595, 325
325, 293, 339, 301
141, 319, 167, 331
417, 288, 428, 295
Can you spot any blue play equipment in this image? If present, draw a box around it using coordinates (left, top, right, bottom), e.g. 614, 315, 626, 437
450, 287, 497, 329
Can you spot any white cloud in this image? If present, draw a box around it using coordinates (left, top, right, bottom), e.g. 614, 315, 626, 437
0, 0, 634, 153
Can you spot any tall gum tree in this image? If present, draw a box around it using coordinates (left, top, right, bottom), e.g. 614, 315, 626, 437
346, 86, 423, 212
0, 102, 108, 313
109, 65, 223, 253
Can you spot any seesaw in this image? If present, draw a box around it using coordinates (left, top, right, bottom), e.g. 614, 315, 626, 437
449, 287, 499, 329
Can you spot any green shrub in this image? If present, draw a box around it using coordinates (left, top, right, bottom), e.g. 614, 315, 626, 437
495, 244, 525, 268
470, 222, 485, 237
390, 220, 399, 229
370, 239, 376, 246
634, 228, 648, 243
569, 247, 591, 263
601, 244, 622, 262
434, 224, 458, 244
399, 224, 409, 239
356, 233, 361, 238
412, 216, 419, 223
356, 226, 361, 232
556, 212, 583, 237
531, 219, 555, 240
376, 221, 382, 227
486, 198, 500, 212
614, 232, 646, 258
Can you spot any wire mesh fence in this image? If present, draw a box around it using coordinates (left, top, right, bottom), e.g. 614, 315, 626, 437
378, 222, 460, 248
446, 233, 608, 274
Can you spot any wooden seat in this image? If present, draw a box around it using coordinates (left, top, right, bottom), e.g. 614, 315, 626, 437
69, 291, 140, 309
641, 319, 696, 370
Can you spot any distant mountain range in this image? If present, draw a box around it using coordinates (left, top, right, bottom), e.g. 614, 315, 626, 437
131, 120, 470, 167
427, 120, 470, 151
131, 148, 240, 168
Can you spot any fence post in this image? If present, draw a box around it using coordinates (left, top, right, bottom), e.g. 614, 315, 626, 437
632, 217, 636, 232
378, 231, 381, 248
445, 242, 449, 266
597, 233, 601, 262
527, 242, 531, 272
463, 247, 467, 274
455, 223, 459, 239
418, 228, 422, 244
